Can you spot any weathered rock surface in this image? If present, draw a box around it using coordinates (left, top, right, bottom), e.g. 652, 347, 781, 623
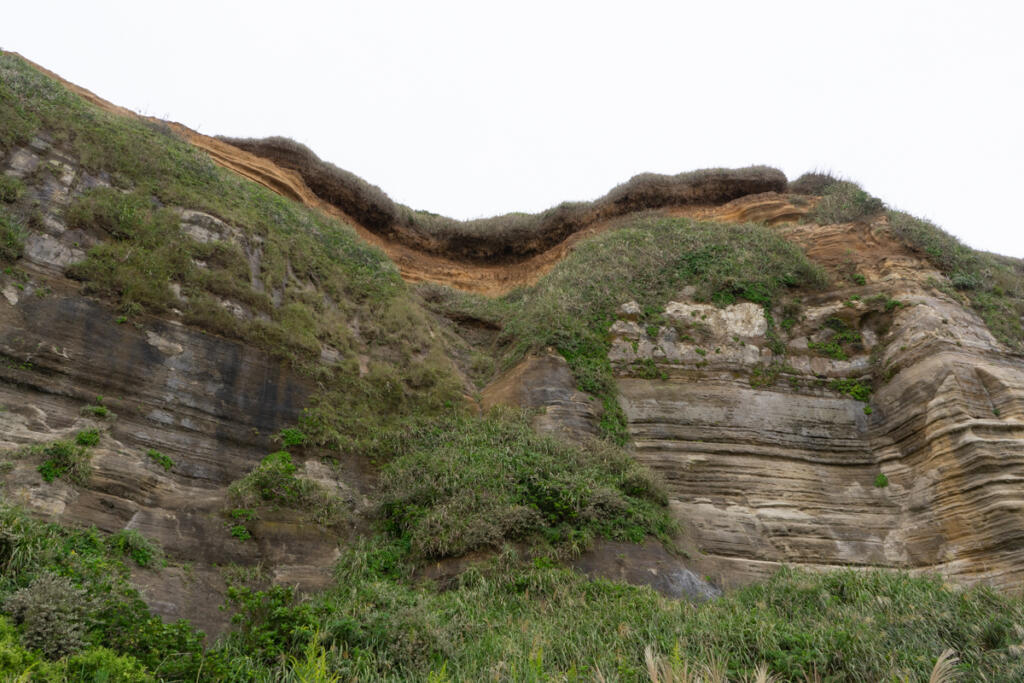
487, 222, 1024, 593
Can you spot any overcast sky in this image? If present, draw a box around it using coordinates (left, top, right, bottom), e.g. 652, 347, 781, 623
5, 1, 1023, 257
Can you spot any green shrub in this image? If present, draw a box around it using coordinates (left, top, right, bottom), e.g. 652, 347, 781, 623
229, 451, 344, 527
829, 378, 872, 402
75, 429, 101, 447
0, 175, 22, 203
229, 525, 252, 541
2, 572, 94, 658
875, 473, 889, 488
106, 529, 162, 568
36, 440, 91, 484
145, 448, 172, 471
378, 410, 674, 560
277, 428, 307, 448
83, 403, 110, 418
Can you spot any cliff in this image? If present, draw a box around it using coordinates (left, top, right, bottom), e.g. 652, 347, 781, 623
2, 50, 1024, 680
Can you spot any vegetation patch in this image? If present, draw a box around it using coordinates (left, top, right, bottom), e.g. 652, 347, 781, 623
106, 529, 163, 569
0, 174, 22, 203
0, 207, 25, 264
377, 410, 675, 560
145, 448, 172, 471
228, 451, 345, 528
208, 543, 1024, 681
888, 209, 1024, 349
829, 378, 872, 402
32, 440, 92, 484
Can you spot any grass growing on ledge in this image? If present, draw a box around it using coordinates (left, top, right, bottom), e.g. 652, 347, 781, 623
377, 409, 674, 560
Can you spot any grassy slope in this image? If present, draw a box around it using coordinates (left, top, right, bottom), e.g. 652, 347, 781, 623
3, 53, 1024, 680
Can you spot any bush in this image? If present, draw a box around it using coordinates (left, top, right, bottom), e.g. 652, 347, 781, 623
3, 572, 95, 658
106, 529, 162, 568
277, 428, 307, 448
75, 429, 101, 447
378, 410, 675, 560
0, 175, 22, 203
788, 171, 840, 195
875, 473, 889, 488
36, 440, 91, 484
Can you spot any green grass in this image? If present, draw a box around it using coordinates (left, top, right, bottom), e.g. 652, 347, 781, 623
809, 180, 885, 224
145, 448, 173, 471
33, 440, 91, 484
0, 503, 207, 680
806, 176, 1024, 351
204, 541, 1024, 681
7, 498, 1022, 681
74, 429, 100, 447
887, 209, 1024, 350
377, 409, 675, 560
0, 174, 22, 203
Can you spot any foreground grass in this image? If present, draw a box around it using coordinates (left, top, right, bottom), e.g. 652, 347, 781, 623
222, 542, 1024, 681
4, 501, 1022, 681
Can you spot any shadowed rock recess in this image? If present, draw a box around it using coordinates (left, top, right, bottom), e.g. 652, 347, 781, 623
5, 50, 1024, 680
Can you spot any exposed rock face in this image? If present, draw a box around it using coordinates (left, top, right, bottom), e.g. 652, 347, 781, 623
488, 223, 1024, 593
0, 141, 366, 637
479, 352, 601, 441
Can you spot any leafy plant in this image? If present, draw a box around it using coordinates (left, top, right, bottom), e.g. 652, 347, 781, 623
377, 409, 674, 560
277, 428, 307, 448
2, 572, 94, 658
75, 429, 101, 447
875, 473, 889, 488
0, 174, 22, 203
145, 448, 173, 471
0, 207, 25, 264
36, 441, 91, 484
106, 529, 163, 568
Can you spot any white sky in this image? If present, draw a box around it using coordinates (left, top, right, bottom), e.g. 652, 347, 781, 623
5, 1, 1024, 257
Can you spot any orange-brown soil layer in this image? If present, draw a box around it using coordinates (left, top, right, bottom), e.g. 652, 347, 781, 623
16, 52, 811, 295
